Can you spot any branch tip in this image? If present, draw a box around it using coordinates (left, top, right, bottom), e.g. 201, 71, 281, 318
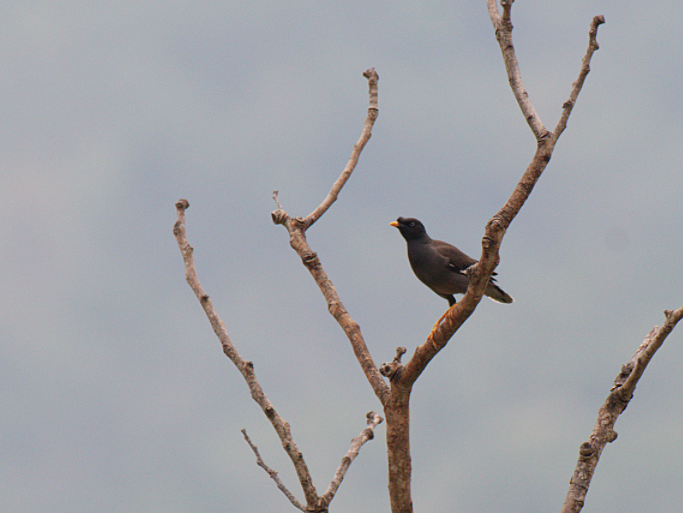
588, 15, 605, 50
272, 190, 285, 209
271, 209, 288, 225
366, 411, 383, 424
362, 67, 378, 80
379, 347, 407, 379
501, 0, 513, 22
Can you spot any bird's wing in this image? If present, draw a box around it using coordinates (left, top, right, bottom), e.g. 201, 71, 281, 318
431, 240, 477, 273
431, 239, 499, 278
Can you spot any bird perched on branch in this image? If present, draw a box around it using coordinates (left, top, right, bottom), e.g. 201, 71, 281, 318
390, 217, 513, 306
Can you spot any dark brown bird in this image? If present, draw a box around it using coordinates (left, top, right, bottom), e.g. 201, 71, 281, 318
390, 217, 513, 306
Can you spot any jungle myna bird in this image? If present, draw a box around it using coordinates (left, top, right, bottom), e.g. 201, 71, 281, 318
390, 217, 513, 306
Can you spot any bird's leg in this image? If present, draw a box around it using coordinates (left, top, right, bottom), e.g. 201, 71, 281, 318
430, 309, 451, 350
432, 306, 453, 333
432, 295, 456, 332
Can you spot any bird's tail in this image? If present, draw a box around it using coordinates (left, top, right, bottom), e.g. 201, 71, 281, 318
485, 283, 514, 304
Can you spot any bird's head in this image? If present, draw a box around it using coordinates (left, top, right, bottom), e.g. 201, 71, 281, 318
390, 217, 429, 242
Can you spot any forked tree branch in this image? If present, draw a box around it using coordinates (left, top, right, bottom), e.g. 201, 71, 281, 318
176, 199, 378, 512
241, 411, 384, 512
271, 68, 390, 406
400, 4, 604, 386
173, 68, 385, 513
561, 306, 683, 513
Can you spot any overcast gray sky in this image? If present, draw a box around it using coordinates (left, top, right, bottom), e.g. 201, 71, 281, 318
3, 1, 683, 512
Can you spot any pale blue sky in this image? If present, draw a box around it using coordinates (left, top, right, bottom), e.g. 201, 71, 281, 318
2, 1, 683, 512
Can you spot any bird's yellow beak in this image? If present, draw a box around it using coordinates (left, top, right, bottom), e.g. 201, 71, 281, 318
389, 221, 399, 227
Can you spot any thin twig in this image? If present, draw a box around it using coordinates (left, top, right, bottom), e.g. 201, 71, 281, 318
555, 16, 605, 139
304, 68, 379, 228
173, 199, 321, 509
486, 0, 548, 140
241, 429, 306, 512
561, 306, 683, 513
318, 412, 384, 507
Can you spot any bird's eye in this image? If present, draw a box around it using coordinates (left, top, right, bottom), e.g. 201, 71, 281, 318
408, 221, 415, 227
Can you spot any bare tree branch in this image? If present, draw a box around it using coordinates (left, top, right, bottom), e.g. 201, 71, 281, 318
555, 16, 605, 139
173, 199, 321, 509
561, 306, 683, 513
271, 69, 390, 406
319, 412, 384, 507
241, 429, 306, 512
304, 68, 379, 229
487, 0, 548, 140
